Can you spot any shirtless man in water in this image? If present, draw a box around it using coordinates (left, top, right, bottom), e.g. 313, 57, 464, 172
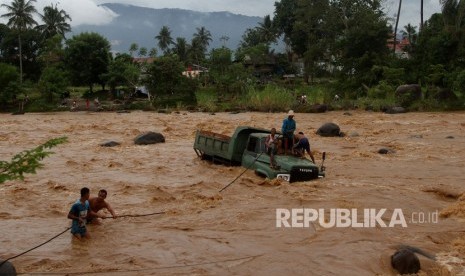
87, 189, 117, 224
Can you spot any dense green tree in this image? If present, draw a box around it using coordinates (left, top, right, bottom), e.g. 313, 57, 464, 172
0, 27, 42, 81
273, 0, 297, 40
155, 26, 173, 55
38, 66, 69, 101
103, 53, 140, 93
143, 55, 197, 100
64, 32, 111, 92
0, 62, 20, 106
36, 3, 71, 40
210, 47, 250, 96
1, 0, 38, 84
38, 34, 65, 67
239, 28, 263, 48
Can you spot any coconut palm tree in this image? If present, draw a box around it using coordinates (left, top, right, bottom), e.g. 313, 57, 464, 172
193, 26, 212, 53
1, 0, 38, 85
440, 0, 465, 31
173, 37, 189, 64
155, 26, 173, 55
257, 15, 276, 44
36, 3, 71, 40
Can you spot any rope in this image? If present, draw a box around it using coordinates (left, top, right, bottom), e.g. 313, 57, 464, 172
0, 227, 71, 268
20, 254, 263, 275
219, 152, 264, 193
102, 211, 166, 219
1, 211, 166, 268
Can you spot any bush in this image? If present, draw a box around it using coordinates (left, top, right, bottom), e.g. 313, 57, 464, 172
241, 85, 295, 112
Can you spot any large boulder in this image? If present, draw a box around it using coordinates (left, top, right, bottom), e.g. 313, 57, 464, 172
391, 249, 420, 274
395, 84, 422, 107
316, 123, 342, 137
0, 259, 17, 276
134, 132, 165, 145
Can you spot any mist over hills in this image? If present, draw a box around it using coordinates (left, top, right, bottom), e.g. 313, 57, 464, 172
71, 3, 263, 54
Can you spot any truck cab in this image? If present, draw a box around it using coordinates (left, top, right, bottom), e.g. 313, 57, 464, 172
242, 133, 321, 182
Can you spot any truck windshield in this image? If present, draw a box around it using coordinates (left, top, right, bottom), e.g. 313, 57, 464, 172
247, 137, 267, 153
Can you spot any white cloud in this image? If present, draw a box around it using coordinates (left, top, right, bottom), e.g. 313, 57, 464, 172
1, 0, 442, 29
0, 0, 118, 26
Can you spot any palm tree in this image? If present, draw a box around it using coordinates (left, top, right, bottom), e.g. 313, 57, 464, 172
257, 15, 276, 44
173, 37, 189, 64
1, 0, 38, 84
36, 3, 71, 40
193, 26, 212, 53
440, 0, 465, 31
155, 26, 173, 55
393, 0, 402, 54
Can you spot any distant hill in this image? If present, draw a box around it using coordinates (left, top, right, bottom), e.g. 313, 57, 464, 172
71, 3, 263, 54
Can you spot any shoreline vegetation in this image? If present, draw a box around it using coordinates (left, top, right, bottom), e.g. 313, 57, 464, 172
3, 82, 463, 115
2, 2, 465, 115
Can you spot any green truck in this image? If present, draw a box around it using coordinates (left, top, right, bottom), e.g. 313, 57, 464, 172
193, 126, 324, 182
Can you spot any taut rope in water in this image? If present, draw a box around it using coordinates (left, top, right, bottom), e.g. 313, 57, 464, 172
0, 211, 165, 268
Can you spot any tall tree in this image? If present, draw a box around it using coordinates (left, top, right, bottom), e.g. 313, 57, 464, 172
440, 0, 465, 31
173, 37, 189, 64
155, 26, 173, 55
1, 0, 38, 84
393, 0, 402, 54
420, 0, 424, 31
36, 3, 71, 40
193, 26, 212, 53
257, 15, 276, 44
64, 32, 111, 92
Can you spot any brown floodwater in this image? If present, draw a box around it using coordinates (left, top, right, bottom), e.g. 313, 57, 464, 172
1, 110, 465, 275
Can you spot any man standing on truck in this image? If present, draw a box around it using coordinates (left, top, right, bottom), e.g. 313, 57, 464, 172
266, 128, 279, 169
293, 132, 315, 163
281, 110, 296, 154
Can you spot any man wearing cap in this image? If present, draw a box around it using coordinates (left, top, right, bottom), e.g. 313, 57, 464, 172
281, 110, 296, 154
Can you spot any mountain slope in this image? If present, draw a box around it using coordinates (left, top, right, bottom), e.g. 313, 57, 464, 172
71, 3, 263, 54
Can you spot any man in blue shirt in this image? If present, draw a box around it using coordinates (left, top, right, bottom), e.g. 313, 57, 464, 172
68, 187, 100, 240
281, 110, 296, 154
293, 132, 316, 163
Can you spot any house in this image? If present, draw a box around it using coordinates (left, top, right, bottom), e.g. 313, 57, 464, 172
387, 34, 411, 58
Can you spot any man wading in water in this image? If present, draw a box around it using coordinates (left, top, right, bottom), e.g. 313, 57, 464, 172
87, 189, 117, 224
68, 187, 102, 240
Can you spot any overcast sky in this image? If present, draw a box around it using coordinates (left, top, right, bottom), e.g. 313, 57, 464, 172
0, 0, 442, 31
